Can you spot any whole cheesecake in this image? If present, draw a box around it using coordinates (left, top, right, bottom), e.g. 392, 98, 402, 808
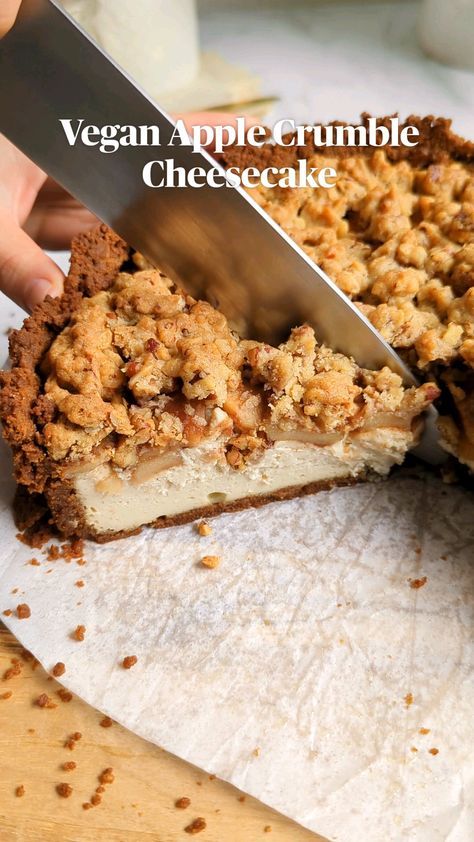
1, 115, 472, 542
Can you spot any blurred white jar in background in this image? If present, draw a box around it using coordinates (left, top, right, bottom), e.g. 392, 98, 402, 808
61, 0, 199, 97
419, 0, 474, 71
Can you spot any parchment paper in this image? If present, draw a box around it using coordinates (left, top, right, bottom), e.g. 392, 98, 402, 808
0, 434, 473, 842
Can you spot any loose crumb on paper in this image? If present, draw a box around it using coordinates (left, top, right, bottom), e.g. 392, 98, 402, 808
122, 655, 138, 669
197, 521, 212, 537
71, 625, 86, 642
200, 555, 220, 569
409, 577, 427, 589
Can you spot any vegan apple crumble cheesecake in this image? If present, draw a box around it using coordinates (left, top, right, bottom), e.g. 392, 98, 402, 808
1, 115, 472, 542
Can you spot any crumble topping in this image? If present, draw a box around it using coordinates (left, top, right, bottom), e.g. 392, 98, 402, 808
40, 266, 436, 467
245, 149, 474, 467
251, 151, 474, 373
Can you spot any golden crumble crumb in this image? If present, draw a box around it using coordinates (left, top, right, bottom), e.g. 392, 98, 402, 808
95, 785, 105, 794
99, 715, 113, 728
264, 827, 272, 833
71, 625, 86, 642
16, 603, 31, 620
62, 762, 77, 772
51, 662, 66, 677
29, 558, 40, 566
122, 655, 137, 669
82, 802, 93, 810
64, 732, 81, 750
419, 727, 430, 735
184, 817, 207, 834
429, 747, 439, 755
98, 767, 115, 785
56, 782, 73, 798
409, 577, 427, 589
90, 793, 102, 806
3, 609, 12, 617
238, 796, 246, 803
3, 662, 22, 680
1, 691, 13, 700
15, 785, 25, 797
75, 580, 85, 588
175, 797, 191, 809
35, 693, 57, 709
57, 689, 73, 703
200, 555, 220, 569
252, 747, 261, 757
197, 521, 212, 537
404, 693, 414, 707
410, 747, 418, 753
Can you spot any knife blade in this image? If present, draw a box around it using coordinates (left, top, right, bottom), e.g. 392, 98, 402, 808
0, 0, 444, 462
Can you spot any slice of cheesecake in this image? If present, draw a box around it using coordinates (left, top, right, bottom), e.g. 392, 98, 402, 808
0, 225, 437, 542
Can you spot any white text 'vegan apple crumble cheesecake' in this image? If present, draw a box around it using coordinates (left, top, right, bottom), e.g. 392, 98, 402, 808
1, 115, 472, 542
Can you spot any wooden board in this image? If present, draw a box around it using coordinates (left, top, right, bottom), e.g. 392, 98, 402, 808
0, 625, 326, 842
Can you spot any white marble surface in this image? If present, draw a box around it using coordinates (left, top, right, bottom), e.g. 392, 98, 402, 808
1, 0, 473, 357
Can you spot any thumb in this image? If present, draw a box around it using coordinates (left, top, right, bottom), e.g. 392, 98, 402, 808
0, 0, 21, 37
0, 209, 64, 311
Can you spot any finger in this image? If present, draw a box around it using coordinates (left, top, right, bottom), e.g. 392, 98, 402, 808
0, 0, 21, 37
24, 202, 99, 250
0, 208, 64, 311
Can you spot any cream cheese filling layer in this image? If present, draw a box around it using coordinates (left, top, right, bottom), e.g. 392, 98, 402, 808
72, 428, 414, 535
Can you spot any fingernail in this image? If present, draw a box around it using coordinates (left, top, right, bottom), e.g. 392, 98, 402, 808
27, 278, 60, 310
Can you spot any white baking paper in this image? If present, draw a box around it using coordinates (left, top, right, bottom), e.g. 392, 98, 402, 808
0, 434, 473, 842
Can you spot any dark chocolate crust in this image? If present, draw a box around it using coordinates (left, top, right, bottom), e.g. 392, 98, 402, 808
1, 116, 472, 541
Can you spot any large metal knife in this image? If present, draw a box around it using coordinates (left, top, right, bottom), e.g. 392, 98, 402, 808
0, 0, 443, 461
